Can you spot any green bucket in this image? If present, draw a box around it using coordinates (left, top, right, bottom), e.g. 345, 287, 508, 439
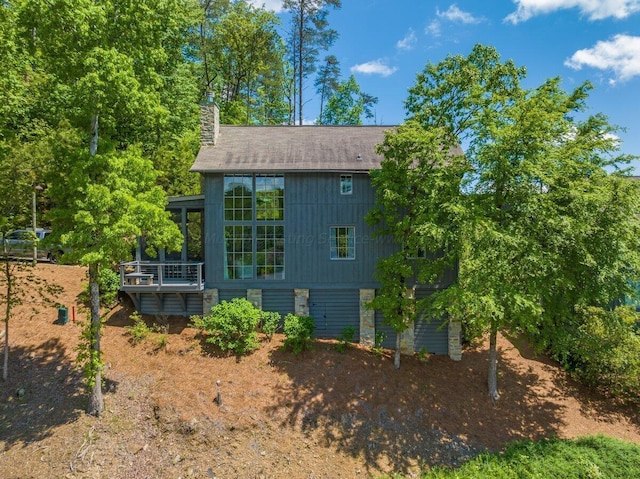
58, 307, 68, 325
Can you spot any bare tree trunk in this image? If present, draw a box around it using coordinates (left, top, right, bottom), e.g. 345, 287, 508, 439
86, 113, 104, 416
3, 259, 11, 381
86, 262, 104, 416
297, 5, 304, 125
487, 321, 500, 400
394, 332, 401, 369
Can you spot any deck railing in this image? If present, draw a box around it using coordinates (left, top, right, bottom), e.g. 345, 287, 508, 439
119, 261, 204, 291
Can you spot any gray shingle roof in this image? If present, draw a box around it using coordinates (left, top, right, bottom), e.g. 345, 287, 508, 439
191, 125, 395, 173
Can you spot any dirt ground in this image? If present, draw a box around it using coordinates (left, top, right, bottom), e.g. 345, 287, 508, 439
1, 264, 639, 479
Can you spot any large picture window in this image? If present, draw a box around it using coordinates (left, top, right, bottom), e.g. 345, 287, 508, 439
330, 226, 355, 260
224, 174, 285, 280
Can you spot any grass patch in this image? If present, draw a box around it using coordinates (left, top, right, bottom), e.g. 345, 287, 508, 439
414, 436, 640, 479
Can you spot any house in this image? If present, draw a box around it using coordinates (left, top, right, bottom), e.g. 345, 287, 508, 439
120, 102, 462, 359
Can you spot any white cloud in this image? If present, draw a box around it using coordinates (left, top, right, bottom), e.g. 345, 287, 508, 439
246, 0, 284, 13
426, 19, 442, 37
350, 59, 398, 77
396, 29, 417, 50
565, 34, 640, 82
437, 4, 482, 24
505, 0, 640, 24
427, 5, 482, 37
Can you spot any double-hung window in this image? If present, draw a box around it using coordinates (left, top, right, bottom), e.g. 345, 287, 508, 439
224, 174, 285, 279
330, 226, 355, 260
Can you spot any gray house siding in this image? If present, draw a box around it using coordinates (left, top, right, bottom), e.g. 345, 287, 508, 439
137, 293, 203, 317
201, 171, 455, 353
309, 289, 360, 340
262, 289, 295, 318
375, 310, 449, 355
203, 172, 395, 289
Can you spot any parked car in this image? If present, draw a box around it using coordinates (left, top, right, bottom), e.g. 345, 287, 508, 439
1, 228, 64, 263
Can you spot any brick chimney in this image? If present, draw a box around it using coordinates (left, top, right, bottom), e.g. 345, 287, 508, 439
200, 92, 219, 147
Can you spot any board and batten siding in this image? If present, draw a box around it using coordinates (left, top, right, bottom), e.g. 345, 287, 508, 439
309, 289, 360, 340
374, 289, 449, 355
203, 172, 395, 288
261, 289, 295, 318
201, 171, 454, 355
137, 293, 203, 317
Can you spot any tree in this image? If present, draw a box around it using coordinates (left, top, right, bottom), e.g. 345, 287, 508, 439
192, 0, 232, 94
192, 0, 288, 125
46, 125, 182, 415
366, 122, 467, 368
14, 0, 193, 415
315, 54, 340, 120
0, 248, 61, 381
319, 74, 378, 125
283, 0, 341, 124
372, 44, 640, 398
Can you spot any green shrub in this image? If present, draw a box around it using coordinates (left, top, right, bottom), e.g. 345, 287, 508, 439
372, 330, 386, 355
191, 298, 261, 355
81, 267, 121, 306
567, 306, 640, 400
282, 313, 315, 354
335, 325, 355, 353
261, 311, 281, 341
125, 312, 151, 345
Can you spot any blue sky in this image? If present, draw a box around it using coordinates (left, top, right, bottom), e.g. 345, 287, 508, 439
250, 1, 640, 168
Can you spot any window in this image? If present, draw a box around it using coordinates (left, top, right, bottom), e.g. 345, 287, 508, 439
224, 226, 253, 279
256, 175, 285, 220
256, 225, 284, 279
330, 226, 355, 260
224, 175, 253, 221
224, 174, 285, 280
340, 174, 353, 195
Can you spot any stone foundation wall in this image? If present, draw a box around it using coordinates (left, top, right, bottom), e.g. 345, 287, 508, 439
294, 289, 309, 316
359, 289, 375, 347
247, 289, 262, 310
202, 288, 219, 315
448, 318, 462, 361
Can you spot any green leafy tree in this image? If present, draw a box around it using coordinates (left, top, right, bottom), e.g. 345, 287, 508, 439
315, 54, 340, 120
46, 125, 182, 415
283, 0, 341, 124
13, 0, 194, 415
367, 122, 467, 368
191, 0, 232, 93
319, 74, 378, 125
193, 0, 288, 125
372, 44, 640, 398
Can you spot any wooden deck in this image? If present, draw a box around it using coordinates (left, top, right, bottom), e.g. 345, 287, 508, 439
119, 261, 205, 293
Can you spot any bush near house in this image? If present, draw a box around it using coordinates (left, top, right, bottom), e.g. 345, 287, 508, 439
260, 310, 281, 341
282, 313, 315, 354
537, 306, 640, 401
191, 298, 261, 355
